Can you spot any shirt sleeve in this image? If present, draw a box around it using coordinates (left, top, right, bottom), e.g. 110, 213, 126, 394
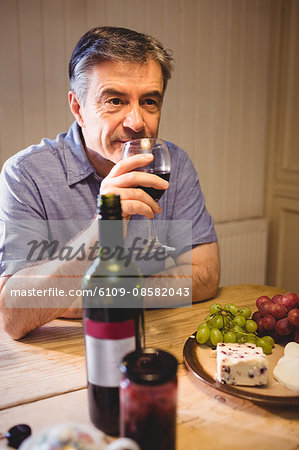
0, 158, 49, 275
164, 146, 218, 258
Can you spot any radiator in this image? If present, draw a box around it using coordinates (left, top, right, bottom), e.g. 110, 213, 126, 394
214, 218, 268, 286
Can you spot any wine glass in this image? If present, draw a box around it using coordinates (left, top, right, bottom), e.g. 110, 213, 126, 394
121, 138, 175, 253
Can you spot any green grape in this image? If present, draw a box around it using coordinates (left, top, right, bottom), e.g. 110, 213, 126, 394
239, 307, 251, 319
224, 303, 233, 311
204, 315, 214, 328
223, 331, 237, 343
205, 337, 214, 347
245, 319, 258, 333
210, 303, 222, 315
223, 315, 234, 329
232, 325, 244, 335
212, 315, 224, 329
196, 303, 263, 350
262, 335, 275, 347
196, 324, 210, 344
210, 328, 223, 345
229, 304, 239, 315
256, 337, 273, 355
233, 315, 246, 328
263, 344, 273, 355
245, 334, 257, 344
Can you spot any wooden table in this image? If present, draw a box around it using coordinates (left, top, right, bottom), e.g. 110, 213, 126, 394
0, 285, 298, 450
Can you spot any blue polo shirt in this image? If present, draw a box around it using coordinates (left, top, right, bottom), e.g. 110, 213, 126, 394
0, 122, 217, 275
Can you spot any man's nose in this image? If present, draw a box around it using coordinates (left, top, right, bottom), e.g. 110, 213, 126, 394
122, 104, 145, 132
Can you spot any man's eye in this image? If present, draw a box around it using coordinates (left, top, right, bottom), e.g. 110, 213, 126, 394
144, 99, 157, 106
108, 98, 122, 105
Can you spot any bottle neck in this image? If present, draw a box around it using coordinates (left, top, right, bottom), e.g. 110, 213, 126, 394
96, 194, 124, 258
98, 216, 124, 252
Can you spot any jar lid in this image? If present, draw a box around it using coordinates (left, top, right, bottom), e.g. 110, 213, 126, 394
120, 348, 178, 385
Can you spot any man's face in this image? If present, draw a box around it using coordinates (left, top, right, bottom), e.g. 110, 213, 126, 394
72, 59, 164, 164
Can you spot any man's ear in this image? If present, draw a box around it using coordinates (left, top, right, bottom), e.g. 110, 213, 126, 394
68, 91, 84, 127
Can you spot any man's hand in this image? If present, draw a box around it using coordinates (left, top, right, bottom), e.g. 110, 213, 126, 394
100, 154, 169, 219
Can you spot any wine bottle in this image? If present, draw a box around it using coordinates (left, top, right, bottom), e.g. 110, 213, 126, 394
82, 194, 145, 436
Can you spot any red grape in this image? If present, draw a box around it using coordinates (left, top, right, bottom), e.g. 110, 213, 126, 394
271, 294, 283, 305
255, 317, 264, 334
262, 314, 276, 331
287, 308, 299, 326
272, 303, 288, 319
252, 311, 262, 322
259, 301, 273, 316
268, 329, 284, 343
275, 318, 293, 336
252, 291, 299, 343
281, 292, 299, 311
256, 296, 271, 309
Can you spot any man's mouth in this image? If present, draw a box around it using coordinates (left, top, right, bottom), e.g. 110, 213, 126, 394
112, 140, 129, 150
113, 134, 148, 145
115, 139, 130, 144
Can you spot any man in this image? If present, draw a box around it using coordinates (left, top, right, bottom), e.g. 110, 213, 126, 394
0, 27, 220, 339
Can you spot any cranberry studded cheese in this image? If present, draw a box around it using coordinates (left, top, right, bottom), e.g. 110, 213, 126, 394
216, 343, 268, 386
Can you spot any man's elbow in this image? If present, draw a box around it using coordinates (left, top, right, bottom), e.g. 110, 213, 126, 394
0, 300, 31, 340
0, 276, 30, 339
203, 275, 219, 300
193, 264, 220, 301
0, 309, 26, 340
207, 264, 220, 299
0, 291, 28, 340
208, 279, 219, 299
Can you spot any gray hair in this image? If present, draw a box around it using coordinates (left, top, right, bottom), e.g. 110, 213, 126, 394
68, 26, 174, 104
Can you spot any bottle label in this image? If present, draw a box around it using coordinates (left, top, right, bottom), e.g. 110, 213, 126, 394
84, 318, 136, 387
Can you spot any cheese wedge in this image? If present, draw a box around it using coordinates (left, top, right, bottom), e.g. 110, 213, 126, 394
216, 343, 268, 386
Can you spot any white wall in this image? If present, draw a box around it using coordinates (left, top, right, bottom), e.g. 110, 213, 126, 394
0, 0, 272, 227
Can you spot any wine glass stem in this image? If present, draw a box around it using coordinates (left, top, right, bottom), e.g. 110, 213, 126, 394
148, 217, 157, 243
146, 215, 175, 253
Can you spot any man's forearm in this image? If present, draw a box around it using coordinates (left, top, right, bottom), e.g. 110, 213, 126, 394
0, 219, 97, 339
144, 262, 219, 308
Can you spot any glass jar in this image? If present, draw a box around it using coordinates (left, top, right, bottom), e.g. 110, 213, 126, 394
119, 348, 178, 450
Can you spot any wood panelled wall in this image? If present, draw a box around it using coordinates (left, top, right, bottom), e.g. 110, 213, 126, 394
266, 0, 299, 292
0, 0, 272, 225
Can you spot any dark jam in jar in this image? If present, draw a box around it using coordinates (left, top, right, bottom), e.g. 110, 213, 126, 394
120, 348, 178, 450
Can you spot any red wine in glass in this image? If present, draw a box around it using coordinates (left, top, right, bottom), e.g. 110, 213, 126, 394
122, 138, 175, 253
138, 170, 170, 201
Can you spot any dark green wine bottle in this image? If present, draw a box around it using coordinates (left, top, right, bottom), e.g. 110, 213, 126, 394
82, 194, 145, 436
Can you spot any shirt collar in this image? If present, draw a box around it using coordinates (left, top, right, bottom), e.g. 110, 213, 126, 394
63, 121, 97, 186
